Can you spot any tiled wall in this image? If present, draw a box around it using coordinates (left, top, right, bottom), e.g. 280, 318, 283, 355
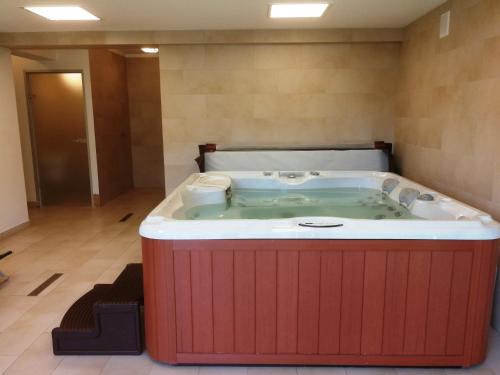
396, 0, 500, 219
0, 48, 28, 234
88, 49, 133, 204
126, 57, 165, 189
160, 43, 400, 191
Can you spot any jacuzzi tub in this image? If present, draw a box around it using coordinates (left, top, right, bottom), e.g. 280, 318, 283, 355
141, 171, 499, 240
140, 171, 500, 367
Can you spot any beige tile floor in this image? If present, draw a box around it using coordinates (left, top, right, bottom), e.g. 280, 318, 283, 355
0, 189, 499, 375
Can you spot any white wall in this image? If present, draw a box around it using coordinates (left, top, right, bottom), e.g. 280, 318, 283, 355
0, 48, 29, 234
10, 50, 99, 203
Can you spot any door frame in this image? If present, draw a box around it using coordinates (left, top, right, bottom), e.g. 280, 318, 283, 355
25, 70, 94, 207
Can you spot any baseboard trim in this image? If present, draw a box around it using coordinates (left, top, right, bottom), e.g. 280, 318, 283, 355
0, 221, 30, 240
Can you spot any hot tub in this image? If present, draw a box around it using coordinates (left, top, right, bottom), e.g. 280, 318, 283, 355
140, 171, 500, 367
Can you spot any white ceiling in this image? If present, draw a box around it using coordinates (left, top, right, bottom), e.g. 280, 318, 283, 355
0, 0, 446, 33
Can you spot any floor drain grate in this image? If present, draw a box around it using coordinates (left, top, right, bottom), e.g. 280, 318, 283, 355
28, 273, 63, 296
0, 251, 12, 260
119, 213, 133, 222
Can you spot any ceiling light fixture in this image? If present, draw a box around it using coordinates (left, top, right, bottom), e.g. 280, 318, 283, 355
269, 3, 329, 18
23, 6, 100, 21
141, 47, 159, 54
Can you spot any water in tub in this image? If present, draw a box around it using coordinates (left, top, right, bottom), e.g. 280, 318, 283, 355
177, 187, 422, 220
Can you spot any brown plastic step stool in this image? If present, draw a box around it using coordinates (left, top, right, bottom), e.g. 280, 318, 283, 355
52, 263, 144, 355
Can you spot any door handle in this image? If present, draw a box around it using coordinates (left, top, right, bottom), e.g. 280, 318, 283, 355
298, 223, 344, 228
71, 138, 87, 144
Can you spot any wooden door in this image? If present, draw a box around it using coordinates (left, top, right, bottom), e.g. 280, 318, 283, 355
27, 72, 91, 206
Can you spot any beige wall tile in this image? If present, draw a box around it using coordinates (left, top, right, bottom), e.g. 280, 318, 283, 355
183, 70, 225, 95
396, 0, 500, 219
350, 43, 401, 69
250, 70, 281, 94
253, 45, 303, 69
159, 45, 205, 70
163, 141, 201, 168
276, 69, 324, 94
300, 44, 352, 69
493, 166, 500, 204
253, 94, 303, 118
205, 45, 254, 70
206, 95, 254, 118
160, 43, 400, 192
163, 94, 207, 118
161, 70, 186, 95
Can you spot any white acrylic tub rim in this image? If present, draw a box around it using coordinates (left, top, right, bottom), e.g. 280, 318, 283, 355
140, 171, 500, 241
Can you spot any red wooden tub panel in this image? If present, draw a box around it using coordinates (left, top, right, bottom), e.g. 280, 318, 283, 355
142, 238, 497, 367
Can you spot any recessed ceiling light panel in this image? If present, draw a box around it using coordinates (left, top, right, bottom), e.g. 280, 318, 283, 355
24, 6, 100, 21
141, 47, 159, 54
269, 3, 330, 18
